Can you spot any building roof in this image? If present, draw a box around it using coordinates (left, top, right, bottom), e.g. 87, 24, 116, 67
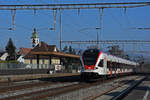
31, 28, 39, 38
24, 41, 80, 59
31, 41, 57, 52
30, 51, 80, 59
18, 48, 32, 56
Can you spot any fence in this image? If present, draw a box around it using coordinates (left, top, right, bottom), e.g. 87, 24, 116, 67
0, 63, 81, 75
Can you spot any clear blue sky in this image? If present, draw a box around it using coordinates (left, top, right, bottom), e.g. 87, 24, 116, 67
0, 0, 150, 53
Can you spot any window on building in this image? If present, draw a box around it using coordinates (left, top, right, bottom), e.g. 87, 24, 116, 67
42, 59, 45, 64
30, 59, 32, 64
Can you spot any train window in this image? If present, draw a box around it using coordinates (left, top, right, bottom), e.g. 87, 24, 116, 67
117, 63, 120, 68
83, 49, 99, 66
112, 62, 114, 70
98, 59, 103, 67
116, 63, 118, 68
112, 62, 116, 71
112, 62, 115, 67
107, 61, 110, 68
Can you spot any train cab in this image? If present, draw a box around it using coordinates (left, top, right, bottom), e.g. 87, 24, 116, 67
81, 48, 105, 78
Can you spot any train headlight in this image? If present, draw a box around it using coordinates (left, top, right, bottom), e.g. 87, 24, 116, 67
94, 67, 98, 70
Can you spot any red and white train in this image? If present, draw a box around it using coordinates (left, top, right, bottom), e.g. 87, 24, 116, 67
80, 48, 138, 80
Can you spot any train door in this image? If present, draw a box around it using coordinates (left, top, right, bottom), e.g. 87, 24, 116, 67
103, 56, 107, 74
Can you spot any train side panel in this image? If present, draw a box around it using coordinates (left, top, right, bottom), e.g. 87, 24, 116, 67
80, 48, 138, 80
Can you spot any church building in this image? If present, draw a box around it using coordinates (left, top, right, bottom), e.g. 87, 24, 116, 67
20, 28, 80, 69
31, 28, 39, 48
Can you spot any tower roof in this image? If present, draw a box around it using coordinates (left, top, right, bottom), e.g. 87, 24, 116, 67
31, 28, 39, 38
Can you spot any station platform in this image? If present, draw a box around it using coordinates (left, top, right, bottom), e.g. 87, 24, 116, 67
0, 73, 80, 82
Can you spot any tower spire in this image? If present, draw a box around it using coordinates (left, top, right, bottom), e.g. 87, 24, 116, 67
31, 27, 39, 48
34, 27, 36, 33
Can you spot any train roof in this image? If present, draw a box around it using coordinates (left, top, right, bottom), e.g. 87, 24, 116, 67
82, 48, 138, 66
101, 52, 138, 66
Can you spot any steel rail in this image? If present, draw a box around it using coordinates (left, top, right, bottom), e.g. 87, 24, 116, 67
0, 2, 149, 10
0, 81, 54, 93
0, 75, 128, 100
112, 76, 147, 100
87, 76, 146, 100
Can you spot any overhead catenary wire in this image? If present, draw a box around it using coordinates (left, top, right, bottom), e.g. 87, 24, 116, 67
107, 8, 125, 30
62, 10, 99, 39
121, 7, 138, 30
0, 0, 149, 52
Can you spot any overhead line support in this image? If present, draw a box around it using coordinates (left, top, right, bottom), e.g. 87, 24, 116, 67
62, 40, 150, 44
11, 9, 16, 31
0, 2, 149, 10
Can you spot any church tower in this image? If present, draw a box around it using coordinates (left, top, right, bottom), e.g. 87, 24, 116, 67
31, 28, 39, 48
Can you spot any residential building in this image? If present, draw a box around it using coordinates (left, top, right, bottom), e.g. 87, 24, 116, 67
17, 48, 31, 63
0, 52, 8, 61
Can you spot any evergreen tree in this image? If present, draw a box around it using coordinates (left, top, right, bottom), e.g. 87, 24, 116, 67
68, 46, 73, 54
72, 49, 76, 55
5, 38, 16, 60
62, 46, 68, 53
78, 49, 82, 55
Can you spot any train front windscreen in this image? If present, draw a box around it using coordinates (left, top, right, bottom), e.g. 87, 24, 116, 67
82, 49, 99, 66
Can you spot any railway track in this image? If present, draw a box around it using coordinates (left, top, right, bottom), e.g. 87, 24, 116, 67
0, 75, 145, 100
0, 80, 57, 93
0, 79, 79, 100
87, 76, 147, 100
44, 75, 145, 100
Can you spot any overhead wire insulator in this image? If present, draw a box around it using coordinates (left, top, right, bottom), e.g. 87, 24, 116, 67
34, 9, 36, 16
78, 8, 80, 16
124, 7, 127, 15
11, 9, 16, 31
99, 8, 104, 29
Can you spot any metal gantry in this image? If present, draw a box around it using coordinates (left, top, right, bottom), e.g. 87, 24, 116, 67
0, 2, 149, 10
62, 40, 150, 44
0, 2, 150, 51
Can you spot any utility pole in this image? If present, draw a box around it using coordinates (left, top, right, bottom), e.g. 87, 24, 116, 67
96, 31, 99, 48
132, 43, 136, 61
98, 8, 103, 48
96, 27, 100, 48
59, 9, 62, 51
